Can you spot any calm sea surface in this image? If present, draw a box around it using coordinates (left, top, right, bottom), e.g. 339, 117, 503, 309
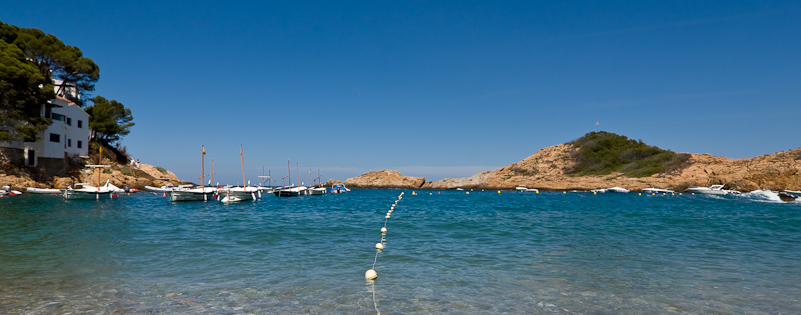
1, 190, 800, 314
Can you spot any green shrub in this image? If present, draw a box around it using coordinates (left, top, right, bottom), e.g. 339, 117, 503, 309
567, 131, 688, 177
119, 165, 132, 176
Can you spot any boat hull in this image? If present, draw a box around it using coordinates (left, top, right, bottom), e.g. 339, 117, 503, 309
219, 187, 259, 202
687, 188, 728, 195
274, 189, 302, 197
27, 187, 63, 194
64, 189, 114, 200
170, 189, 215, 201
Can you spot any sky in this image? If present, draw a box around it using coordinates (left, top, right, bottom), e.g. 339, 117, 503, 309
3, 1, 800, 185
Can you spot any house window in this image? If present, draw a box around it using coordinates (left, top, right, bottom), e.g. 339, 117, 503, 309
68, 139, 72, 147
67, 117, 72, 126
77, 120, 83, 128
77, 140, 83, 149
49, 133, 60, 142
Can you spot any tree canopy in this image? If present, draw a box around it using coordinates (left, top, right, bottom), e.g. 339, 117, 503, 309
85, 96, 134, 144
1, 20, 115, 143
10, 24, 99, 105
0, 24, 54, 141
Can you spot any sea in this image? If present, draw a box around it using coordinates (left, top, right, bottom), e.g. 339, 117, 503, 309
1, 189, 800, 314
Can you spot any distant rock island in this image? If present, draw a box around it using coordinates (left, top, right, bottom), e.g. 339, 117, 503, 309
343, 132, 801, 192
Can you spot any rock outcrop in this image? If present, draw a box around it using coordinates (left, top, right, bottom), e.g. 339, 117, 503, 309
347, 144, 801, 191
1, 159, 186, 191
344, 169, 426, 189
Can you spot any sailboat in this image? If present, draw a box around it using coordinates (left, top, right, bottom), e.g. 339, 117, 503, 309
64, 180, 117, 200
257, 168, 275, 193
219, 144, 260, 202
170, 145, 217, 201
64, 146, 118, 200
274, 161, 307, 197
306, 169, 327, 195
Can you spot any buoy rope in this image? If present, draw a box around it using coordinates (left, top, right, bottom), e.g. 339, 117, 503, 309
366, 192, 404, 315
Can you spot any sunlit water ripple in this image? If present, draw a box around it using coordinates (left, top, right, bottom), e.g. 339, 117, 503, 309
1, 190, 800, 314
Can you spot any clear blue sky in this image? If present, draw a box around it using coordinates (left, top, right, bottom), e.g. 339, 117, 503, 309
4, 1, 800, 185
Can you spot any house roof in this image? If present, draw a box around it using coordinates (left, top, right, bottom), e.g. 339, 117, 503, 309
51, 96, 89, 117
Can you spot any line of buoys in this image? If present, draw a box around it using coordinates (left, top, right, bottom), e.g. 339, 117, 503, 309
365, 191, 404, 281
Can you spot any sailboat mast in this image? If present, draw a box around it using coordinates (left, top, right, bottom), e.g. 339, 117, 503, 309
240, 144, 245, 187
97, 146, 102, 189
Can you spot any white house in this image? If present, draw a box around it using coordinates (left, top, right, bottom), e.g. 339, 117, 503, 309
0, 81, 90, 167
22, 96, 90, 166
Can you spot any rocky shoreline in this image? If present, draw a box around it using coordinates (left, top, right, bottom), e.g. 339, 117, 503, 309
342, 144, 801, 192
1, 161, 187, 191
4, 141, 800, 194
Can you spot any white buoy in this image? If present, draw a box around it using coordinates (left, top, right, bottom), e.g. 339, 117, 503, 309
375, 243, 384, 250
381, 227, 387, 234
365, 269, 377, 280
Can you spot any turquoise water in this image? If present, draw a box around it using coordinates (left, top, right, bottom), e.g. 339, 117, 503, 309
1, 190, 800, 314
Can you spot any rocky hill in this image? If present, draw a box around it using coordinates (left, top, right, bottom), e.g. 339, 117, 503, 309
343, 137, 801, 192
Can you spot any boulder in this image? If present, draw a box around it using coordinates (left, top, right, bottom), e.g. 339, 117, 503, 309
344, 170, 426, 189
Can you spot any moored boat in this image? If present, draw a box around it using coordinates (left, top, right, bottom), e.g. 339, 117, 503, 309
1, 186, 23, 196
273, 185, 307, 197
641, 187, 675, 194
606, 187, 630, 193
686, 184, 740, 195
219, 186, 260, 202
26, 187, 62, 194
306, 186, 327, 195
330, 184, 350, 193
63, 181, 117, 200
170, 186, 216, 201
515, 185, 539, 192
781, 190, 801, 198
144, 184, 186, 193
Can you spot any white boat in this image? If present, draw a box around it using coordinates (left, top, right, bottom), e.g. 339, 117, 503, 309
606, 187, 630, 193
170, 145, 219, 202
782, 190, 801, 198
144, 185, 186, 193
170, 186, 216, 201
686, 184, 740, 195
306, 186, 327, 195
274, 185, 307, 197
257, 185, 275, 193
26, 187, 62, 194
515, 185, 539, 192
1, 186, 23, 196
330, 184, 350, 193
63, 181, 117, 200
219, 186, 260, 202
641, 187, 675, 194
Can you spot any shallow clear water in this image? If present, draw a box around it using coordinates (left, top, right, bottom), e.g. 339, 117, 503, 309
1, 190, 800, 314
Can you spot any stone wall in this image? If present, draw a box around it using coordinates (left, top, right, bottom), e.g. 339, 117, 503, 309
0, 147, 25, 166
